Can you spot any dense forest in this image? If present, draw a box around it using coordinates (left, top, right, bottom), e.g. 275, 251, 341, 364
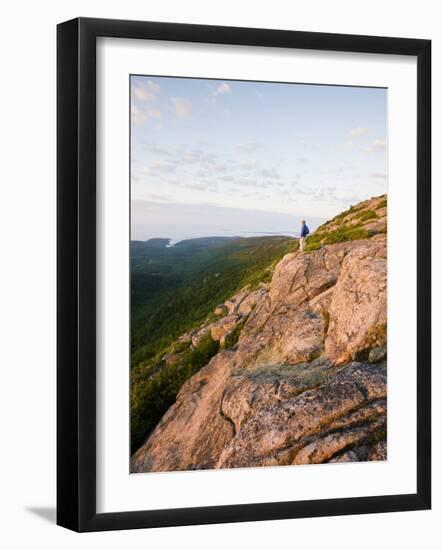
130, 235, 295, 451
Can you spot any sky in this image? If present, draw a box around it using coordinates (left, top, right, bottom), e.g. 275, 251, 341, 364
130, 75, 387, 242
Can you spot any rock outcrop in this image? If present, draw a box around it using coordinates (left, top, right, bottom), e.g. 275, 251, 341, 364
131, 195, 388, 473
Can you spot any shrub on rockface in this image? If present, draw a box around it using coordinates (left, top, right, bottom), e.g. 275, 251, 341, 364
305, 224, 370, 252
131, 332, 219, 452
324, 225, 370, 244
355, 210, 378, 223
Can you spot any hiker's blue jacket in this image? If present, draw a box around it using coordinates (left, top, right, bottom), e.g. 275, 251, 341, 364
301, 223, 309, 237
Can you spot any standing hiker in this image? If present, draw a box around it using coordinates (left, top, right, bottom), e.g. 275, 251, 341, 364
299, 219, 309, 251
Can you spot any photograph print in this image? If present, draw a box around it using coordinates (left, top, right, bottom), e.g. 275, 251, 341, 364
130, 75, 387, 473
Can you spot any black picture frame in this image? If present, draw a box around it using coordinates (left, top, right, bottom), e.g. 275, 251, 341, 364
57, 17, 431, 532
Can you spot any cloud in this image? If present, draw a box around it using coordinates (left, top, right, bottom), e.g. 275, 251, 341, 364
364, 139, 387, 153
134, 89, 155, 102
234, 177, 271, 189
339, 141, 354, 150
235, 177, 257, 188
260, 180, 283, 189
171, 97, 192, 117
240, 160, 257, 170
258, 167, 280, 179
146, 192, 171, 202
131, 104, 145, 125
178, 149, 231, 174
181, 149, 208, 163
143, 160, 178, 176
131, 105, 162, 124
213, 82, 232, 96
185, 182, 217, 192
133, 80, 161, 102
145, 142, 171, 156
196, 169, 209, 178
147, 109, 161, 120
237, 141, 263, 153
348, 126, 368, 139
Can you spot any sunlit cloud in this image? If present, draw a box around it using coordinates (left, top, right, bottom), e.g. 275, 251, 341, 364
131, 105, 162, 124
213, 82, 232, 96
348, 126, 368, 139
147, 109, 161, 120
131, 104, 145, 125
133, 80, 162, 102
171, 97, 192, 117
364, 139, 387, 153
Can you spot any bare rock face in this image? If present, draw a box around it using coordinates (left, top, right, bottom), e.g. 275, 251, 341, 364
237, 287, 267, 316
188, 287, 269, 349
324, 242, 387, 363
132, 358, 386, 472
131, 195, 388, 473
376, 206, 387, 218
367, 440, 387, 461
363, 217, 387, 235
217, 362, 386, 468
233, 238, 386, 369
224, 286, 253, 315
131, 352, 236, 472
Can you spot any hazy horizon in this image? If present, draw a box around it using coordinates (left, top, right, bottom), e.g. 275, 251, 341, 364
130, 199, 326, 242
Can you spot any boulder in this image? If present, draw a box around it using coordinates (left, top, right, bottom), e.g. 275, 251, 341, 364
210, 314, 241, 344
214, 304, 228, 317
329, 450, 359, 463
324, 242, 387, 363
364, 217, 387, 235
224, 286, 251, 315
237, 287, 267, 316
177, 332, 191, 344
369, 346, 387, 363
